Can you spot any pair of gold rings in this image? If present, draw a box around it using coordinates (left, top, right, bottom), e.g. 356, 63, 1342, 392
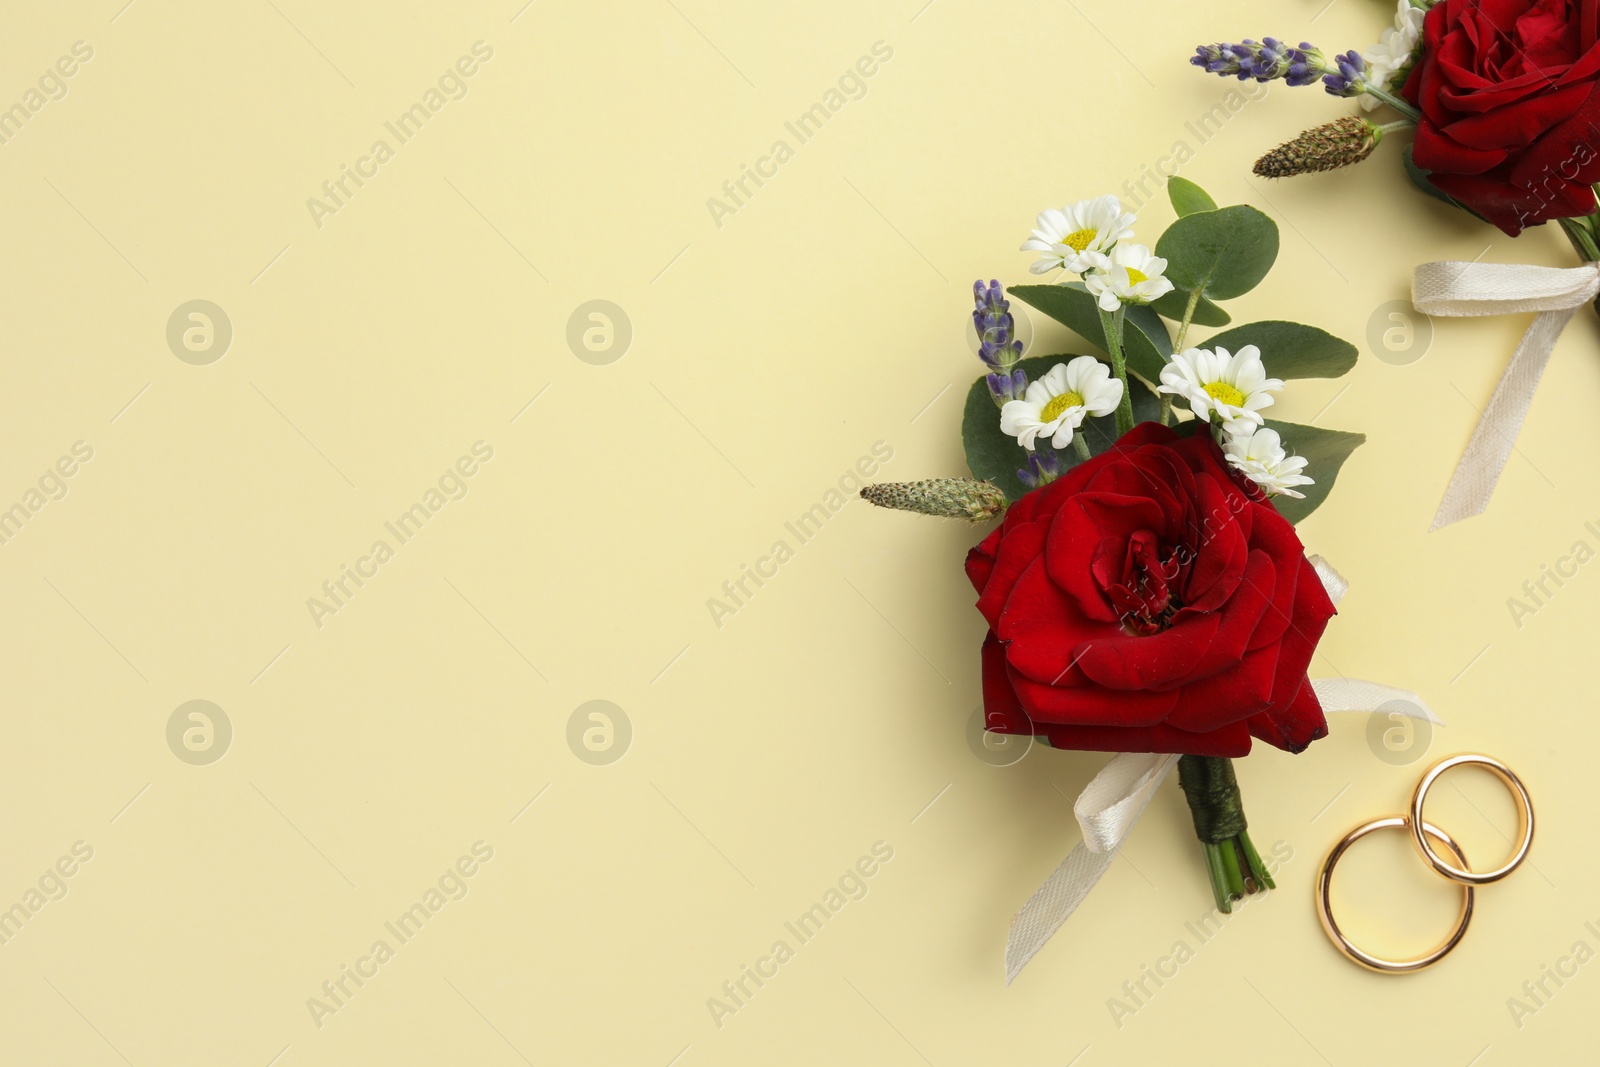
1316, 754, 1534, 974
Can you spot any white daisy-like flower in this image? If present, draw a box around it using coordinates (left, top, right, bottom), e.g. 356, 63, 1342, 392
1157, 344, 1284, 434
1082, 243, 1175, 311
999, 356, 1124, 451
1360, 0, 1427, 112
1223, 427, 1314, 499
1019, 195, 1137, 276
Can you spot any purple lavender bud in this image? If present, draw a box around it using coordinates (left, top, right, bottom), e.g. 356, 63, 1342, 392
986, 367, 1029, 406
1285, 45, 1323, 87
1191, 43, 1237, 75
986, 372, 1011, 405
1017, 447, 1062, 489
1322, 50, 1366, 97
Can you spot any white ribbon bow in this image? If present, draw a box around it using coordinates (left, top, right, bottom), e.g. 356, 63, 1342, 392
1003, 556, 1440, 984
1413, 260, 1600, 530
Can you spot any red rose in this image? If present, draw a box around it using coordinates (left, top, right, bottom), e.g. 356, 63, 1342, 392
965, 423, 1335, 758
1403, 0, 1600, 235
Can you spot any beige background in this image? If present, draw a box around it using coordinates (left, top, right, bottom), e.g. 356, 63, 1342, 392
0, 0, 1595, 1063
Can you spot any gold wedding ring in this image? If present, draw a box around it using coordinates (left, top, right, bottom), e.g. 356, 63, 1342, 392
1315, 754, 1533, 973
1409, 754, 1534, 885
1316, 817, 1473, 973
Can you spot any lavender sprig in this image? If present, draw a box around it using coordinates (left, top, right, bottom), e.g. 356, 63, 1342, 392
974, 279, 1026, 408
1190, 39, 1324, 86
1191, 37, 1421, 118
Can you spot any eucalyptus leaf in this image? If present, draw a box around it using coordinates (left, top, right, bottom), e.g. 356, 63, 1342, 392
962, 355, 1164, 503
1155, 205, 1279, 301
1202, 321, 1358, 379
1260, 419, 1365, 525
1008, 283, 1172, 386
1150, 287, 1232, 328
1168, 176, 1218, 218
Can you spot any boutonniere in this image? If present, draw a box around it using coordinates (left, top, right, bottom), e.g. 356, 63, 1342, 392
862, 178, 1435, 982
1194, 0, 1600, 526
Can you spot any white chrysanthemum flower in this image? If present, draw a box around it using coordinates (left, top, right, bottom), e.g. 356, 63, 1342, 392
1157, 344, 1284, 434
999, 356, 1124, 451
1082, 243, 1175, 311
1360, 0, 1426, 111
1020, 195, 1136, 276
1223, 427, 1314, 499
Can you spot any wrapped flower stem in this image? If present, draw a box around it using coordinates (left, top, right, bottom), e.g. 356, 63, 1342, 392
1176, 755, 1276, 913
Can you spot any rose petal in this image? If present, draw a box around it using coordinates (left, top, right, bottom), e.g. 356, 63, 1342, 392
965, 529, 1001, 594
1045, 492, 1167, 623
1163, 643, 1282, 732
975, 519, 1049, 630
1177, 473, 1249, 614
1041, 719, 1252, 757
1073, 611, 1222, 690
1007, 662, 1179, 727
1170, 549, 1276, 684
1248, 677, 1328, 754
978, 631, 1034, 735
995, 556, 1110, 684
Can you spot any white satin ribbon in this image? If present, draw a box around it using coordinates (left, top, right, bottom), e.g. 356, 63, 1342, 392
1004, 751, 1177, 985
1003, 556, 1438, 984
1413, 260, 1599, 530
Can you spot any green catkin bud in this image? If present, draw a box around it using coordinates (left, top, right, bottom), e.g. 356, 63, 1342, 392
859, 478, 1007, 522
1253, 116, 1381, 178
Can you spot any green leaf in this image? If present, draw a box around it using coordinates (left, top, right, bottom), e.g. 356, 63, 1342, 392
1261, 420, 1365, 525
1150, 287, 1231, 328
1155, 205, 1279, 301
1008, 284, 1172, 386
1168, 176, 1218, 218
962, 356, 1163, 502
1201, 320, 1358, 379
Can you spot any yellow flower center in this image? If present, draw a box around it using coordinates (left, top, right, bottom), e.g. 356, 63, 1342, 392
1063, 228, 1097, 252
1204, 381, 1247, 408
1040, 391, 1085, 423
1125, 267, 1148, 285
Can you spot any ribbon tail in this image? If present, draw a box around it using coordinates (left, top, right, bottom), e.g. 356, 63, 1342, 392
1004, 752, 1178, 984
1312, 678, 1441, 722
1432, 305, 1575, 529
1004, 843, 1116, 986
